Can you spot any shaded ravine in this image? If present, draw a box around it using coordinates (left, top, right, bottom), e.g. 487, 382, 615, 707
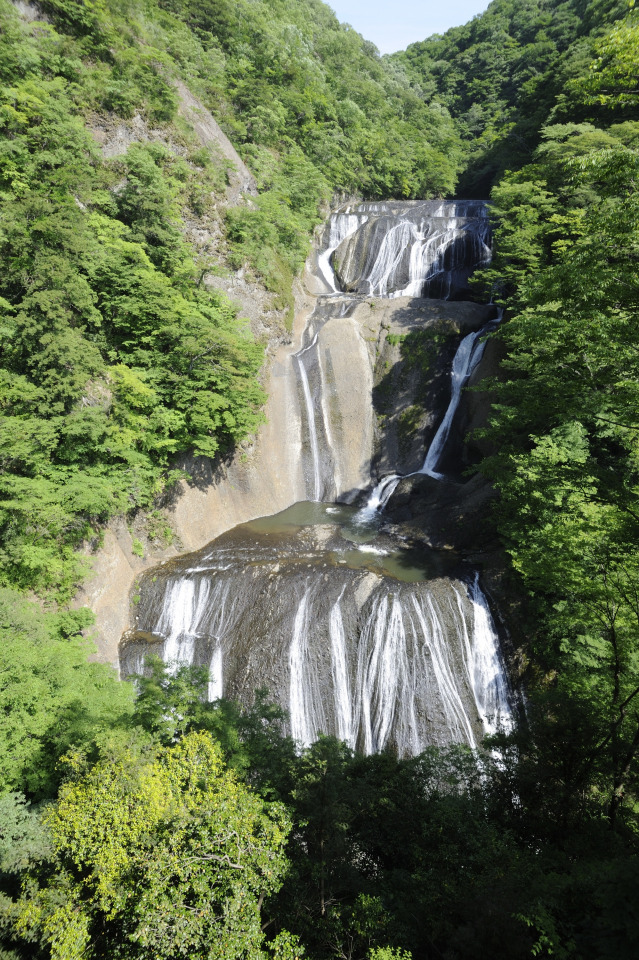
121, 201, 513, 754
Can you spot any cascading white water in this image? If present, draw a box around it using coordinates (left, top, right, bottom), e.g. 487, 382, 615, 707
208, 646, 223, 701
358, 313, 499, 517
329, 593, 354, 748
158, 579, 210, 667
364, 220, 416, 297
412, 594, 478, 748
289, 592, 314, 746
420, 324, 490, 478
152, 577, 240, 676
317, 210, 369, 291
293, 202, 494, 505
282, 578, 509, 754
125, 198, 514, 758
293, 301, 359, 503
326, 200, 491, 300
354, 474, 403, 522
129, 547, 511, 756
467, 574, 512, 736
294, 345, 322, 502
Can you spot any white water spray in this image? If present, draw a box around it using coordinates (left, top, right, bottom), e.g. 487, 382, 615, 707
420, 325, 490, 478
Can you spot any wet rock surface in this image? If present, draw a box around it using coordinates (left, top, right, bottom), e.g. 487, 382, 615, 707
330, 200, 491, 299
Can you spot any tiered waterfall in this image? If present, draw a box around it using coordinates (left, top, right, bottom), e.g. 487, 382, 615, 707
120, 201, 512, 754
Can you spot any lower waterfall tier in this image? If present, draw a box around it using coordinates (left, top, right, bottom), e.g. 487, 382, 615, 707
121, 502, 511, 755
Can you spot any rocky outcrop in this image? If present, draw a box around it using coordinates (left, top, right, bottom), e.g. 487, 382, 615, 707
174, 81, 257, 203
88, 81, 256, 203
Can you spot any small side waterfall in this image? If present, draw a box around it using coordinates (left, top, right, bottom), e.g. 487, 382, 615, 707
354, 474, 403, 523
420, 318, 497, 478
359, 307, 501, 515
121, 197, 514, 756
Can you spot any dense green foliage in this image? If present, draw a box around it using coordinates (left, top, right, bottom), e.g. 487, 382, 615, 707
0, 588, 133, 798
472, 8, 639, 832
158, 0, 460, 197
4, 662, 639, 960
394, 0, 632, 193
151, 0, 461, 307
16, 731, 292, 960
0, 0, 268, 599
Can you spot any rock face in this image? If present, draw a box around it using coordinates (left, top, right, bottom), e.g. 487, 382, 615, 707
175, 81, 257, 203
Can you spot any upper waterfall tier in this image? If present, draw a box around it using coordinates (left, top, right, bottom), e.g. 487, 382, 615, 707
318, 200, 491, 300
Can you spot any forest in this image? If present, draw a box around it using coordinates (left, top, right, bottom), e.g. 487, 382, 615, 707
1, 0, 639, 957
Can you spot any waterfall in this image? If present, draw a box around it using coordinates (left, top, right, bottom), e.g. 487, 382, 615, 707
355, 474, 403, 522
122, 197, 515, 758
355, 325, 487, 514
327, 200, 491, 300
293, 202, 494, 503
466, 575, 512, 736
158, 578, 210, 667
208, 645, 223, 701
125, 539, 510, 756
293, 298, 363, 502
420, 322, 492, 478
358, 311, 499, 517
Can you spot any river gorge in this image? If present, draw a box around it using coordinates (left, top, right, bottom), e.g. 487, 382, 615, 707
119, 200, 514, 755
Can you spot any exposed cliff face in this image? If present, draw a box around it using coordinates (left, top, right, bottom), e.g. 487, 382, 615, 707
74, 79, 280, 664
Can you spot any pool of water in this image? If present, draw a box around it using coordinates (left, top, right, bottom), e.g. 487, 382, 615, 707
244, 501, 459, 583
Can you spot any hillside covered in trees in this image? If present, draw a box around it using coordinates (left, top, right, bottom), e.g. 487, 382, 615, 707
1, 0, 639, 957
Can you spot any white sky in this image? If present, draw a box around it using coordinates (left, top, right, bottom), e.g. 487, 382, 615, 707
327, 0, 492, 54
